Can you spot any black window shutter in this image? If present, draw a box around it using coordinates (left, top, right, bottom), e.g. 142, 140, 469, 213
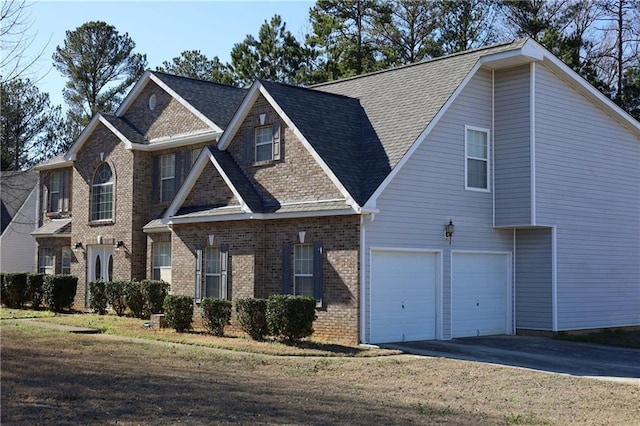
152, 156, 160, 203
282, 243, 291, 294
272, 123, 281, 160
183, 149, 191, 176
220, 244, 229, 300
174, 151, 182, 196
244, 127, 254, 163
195, 246, 202, 303
313, 242, 323, 303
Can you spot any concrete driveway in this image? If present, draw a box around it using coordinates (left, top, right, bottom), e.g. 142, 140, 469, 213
383, 336, 640, 384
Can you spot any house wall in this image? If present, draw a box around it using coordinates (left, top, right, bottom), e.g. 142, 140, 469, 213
70, 123, 137, 306
363, 69, 513, 341
494, 65, 532, 226
515, 228, 553, 330
182, 160, 239, 208
225, 94, 344, 204
122, 80, 210, 139
534, 62, 640, 330
0, 186, 37, 272
171, 215, 360, 343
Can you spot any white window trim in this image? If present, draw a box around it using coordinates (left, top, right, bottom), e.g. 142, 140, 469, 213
61, 248, 72, 275
464, 125, 491, 192
254, 126, 273, 163
160, 154, 175, 203
293, 244, 314, 297
153, 242, 172, 283
91, 163, 114, 222
39, 247, 55, 274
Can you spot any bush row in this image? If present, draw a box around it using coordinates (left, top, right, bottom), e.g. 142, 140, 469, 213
0, 272, 77, 312
162, 294, 316, 342
89, 280, 169, 319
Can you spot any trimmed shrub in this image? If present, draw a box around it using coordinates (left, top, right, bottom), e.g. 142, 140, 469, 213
266, 295, 316, 342
44, 274, 78, 312
163, 295, 194, 332
200, 298, 232, 336
124, 280, 145, 318
235, 298, 268, 340
27, 273, 46, 309
0, 272, 5, 305
88, 281, 108, 315
106, 280, 128, 316
141, 280, 170, 317
2, 272, 29, 308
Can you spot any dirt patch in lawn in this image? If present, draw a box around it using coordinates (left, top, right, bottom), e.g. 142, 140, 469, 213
2, 322, 639, 425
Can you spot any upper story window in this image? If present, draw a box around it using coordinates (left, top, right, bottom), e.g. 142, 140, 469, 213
160, 154, 175, 203
465, 126, 490, 191
245, 123, 281, 164
91, 163, 114, 221
45, 170, 69, 214
191, 147, 202, 168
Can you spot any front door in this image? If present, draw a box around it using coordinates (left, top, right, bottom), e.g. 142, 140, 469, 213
86, 246, 114, 306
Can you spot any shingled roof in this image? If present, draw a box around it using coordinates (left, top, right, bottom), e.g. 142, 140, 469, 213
1, 170, 37, 235
151, 72, 248, 129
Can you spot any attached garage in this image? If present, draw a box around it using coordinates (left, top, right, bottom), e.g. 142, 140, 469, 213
451, 252, 512, 338
370, 250, 439, 343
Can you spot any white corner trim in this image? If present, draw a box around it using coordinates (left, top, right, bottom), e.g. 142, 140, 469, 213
364, 61, 485, 209
551, 226, 558, 332
530, 62, 537, 226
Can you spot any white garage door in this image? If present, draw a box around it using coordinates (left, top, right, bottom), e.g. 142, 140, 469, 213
370, 250, 438, 343
452, 253, 511, 338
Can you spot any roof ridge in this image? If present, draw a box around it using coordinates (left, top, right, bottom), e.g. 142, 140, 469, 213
151, 70, 246, 91
259, 79, 361, 102
312, 38, 526, 88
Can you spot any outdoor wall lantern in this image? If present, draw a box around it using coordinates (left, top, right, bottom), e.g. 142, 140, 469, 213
115, 240, 125, 251
444, 220, 455, 244
74, 242, 84, 252
298, 231, 306, 244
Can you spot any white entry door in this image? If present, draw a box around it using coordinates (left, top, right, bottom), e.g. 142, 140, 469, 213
86, 246, 114, 306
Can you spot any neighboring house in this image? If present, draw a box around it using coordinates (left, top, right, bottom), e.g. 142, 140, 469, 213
1, 170, 38, 272
32, 38, 639, 344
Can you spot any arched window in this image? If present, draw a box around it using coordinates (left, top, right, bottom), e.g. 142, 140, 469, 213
91, 163, 114, 221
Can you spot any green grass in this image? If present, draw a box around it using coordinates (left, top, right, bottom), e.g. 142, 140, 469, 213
556, 329, 640, 348
0, 308, 55, 320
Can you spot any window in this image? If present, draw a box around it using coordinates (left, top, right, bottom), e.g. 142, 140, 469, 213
61, 248, 72, 275
465, 126, 490, 191
294, 244, 314, 298
255, 126, 273, 162
39, 247, 54, 274
91, 163, 114, 221
48, 172, 61, 212
191, 147, 202, 168
160, 154, 175, 203
204, 247, 222, 298
153, 242, 171, 284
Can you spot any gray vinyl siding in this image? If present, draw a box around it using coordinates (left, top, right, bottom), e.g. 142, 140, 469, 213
494, 66, 532, 226
534, 63, 640, 330
515, 228, 552, 330
363, 69, 513, 341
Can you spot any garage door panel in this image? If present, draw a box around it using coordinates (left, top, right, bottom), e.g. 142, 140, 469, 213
370, 251, 437, 344
452, 253, 510, 338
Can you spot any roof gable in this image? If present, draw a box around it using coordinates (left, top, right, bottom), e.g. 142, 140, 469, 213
65, 114, 137, 161
0, 170, 37, 234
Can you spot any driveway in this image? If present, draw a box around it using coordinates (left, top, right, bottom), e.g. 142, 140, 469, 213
383, 336, 640, 384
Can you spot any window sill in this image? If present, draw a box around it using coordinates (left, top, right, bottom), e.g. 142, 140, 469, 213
46, 211, 68, 219
252, 159, 275, 167
88, 219, 115, 226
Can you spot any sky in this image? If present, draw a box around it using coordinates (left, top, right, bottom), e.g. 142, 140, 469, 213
20, 0, 315, 110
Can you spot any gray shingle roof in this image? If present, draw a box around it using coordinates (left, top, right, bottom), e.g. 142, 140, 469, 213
1, 170, 37, 234
151, 72, 248, 129
101, 114, 146, 144
31, 218, 72, 237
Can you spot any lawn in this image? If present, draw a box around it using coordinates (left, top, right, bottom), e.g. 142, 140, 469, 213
1, 320, 639, 425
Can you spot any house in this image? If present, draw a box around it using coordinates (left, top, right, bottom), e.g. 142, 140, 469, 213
1, 170, 38, 272
32, 38, 639, 344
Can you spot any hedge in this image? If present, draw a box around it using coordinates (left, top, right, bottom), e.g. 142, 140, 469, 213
235, 298, 268, 340
141, 280, 170, 317
266, 295, 316, 342
106, 280, 128, 316
89, 281, 108, 315
2, 272, 29, 308
27, 273, 46, 309
124, 280, 145, 318
163, 295, 194, 332
200, 298, 232, 336
44, 274, 78, 312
